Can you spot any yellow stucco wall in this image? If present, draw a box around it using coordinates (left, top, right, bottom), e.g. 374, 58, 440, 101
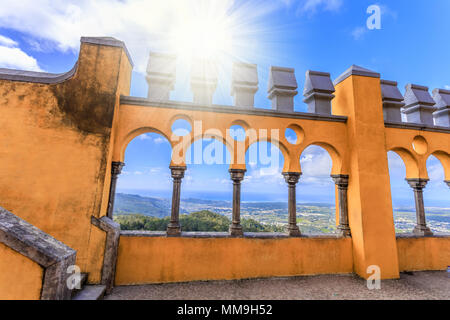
333, 75, 400, 279
115, 236, 353, 285
0, 40, 132, 276
397, 237, 450, 272
114, 103, 349, 174
0, 243, 43, 300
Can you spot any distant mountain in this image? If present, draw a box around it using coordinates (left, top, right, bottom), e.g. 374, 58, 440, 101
114, 193, 170, 217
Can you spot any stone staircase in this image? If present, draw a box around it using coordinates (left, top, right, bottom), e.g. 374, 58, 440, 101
71, 273, 107, 300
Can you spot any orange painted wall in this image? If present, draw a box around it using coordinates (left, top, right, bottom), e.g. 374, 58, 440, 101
397, 237, 450, 272
0, 40, 132, 276
0, 243, 43, 300
333, 75, 400, 279
115, 236, 353, 285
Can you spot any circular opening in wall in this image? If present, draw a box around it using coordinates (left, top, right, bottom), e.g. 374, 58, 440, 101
285, 128, 298, 145
412, 136, 428, 155
229, 125, 246, 142
171, 119, 192, 137
286, 124, 305, 145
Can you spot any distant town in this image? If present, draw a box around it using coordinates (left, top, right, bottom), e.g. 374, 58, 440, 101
114, 193, 450, 234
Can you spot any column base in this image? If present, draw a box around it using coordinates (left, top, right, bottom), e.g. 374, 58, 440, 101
337, 226, 352, 237
288, 226, 301, 237
229, 225, 244, 237
167, 225, 181, 237
413, 225, 433, 237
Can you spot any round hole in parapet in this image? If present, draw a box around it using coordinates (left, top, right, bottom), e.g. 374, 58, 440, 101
229, 125, 246, 142
285, 128, 297, 145
286, 124, 305, 145
171, 119, 192, 137
412, 136, 428, 155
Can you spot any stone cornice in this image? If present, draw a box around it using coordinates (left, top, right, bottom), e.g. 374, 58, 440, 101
120, 96, 348, 123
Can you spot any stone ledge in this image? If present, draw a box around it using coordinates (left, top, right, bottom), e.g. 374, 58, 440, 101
81, 37, 134, 67
385, 121, 450, 133
91, 216, 120, 295
396, 233, 450, 239
334, 65, 380, 86
0, 206, 76, 300
120, 96, 348, 123
0, 64, 77, 84
120, 230, 348, 240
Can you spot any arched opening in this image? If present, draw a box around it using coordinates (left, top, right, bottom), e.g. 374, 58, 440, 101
423, 155, 450, 233
298, 145, 336, 234
387, 151, 417, 234
113, 132, 173, 231
241, 141, 286, 233
176, 137, 234, 232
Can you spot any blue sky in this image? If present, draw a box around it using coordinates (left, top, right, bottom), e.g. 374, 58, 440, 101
0, 0, 449, 207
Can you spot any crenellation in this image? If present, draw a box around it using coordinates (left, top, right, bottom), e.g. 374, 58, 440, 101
402, 84, 437, 126
303, 70, 335, 115
432, 88, 450, 127
267, 66, 298, 112
381, 80, 405, 122
146, 52, 177, 101
190, 59, 218, 105
231, 62, 259, 109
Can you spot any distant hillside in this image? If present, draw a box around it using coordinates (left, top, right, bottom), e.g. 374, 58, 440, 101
113, 193, 449, 234
114, 193, 170, 217
115, 210, 284, 232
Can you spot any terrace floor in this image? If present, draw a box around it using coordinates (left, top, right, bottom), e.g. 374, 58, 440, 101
106, 271, 449, 300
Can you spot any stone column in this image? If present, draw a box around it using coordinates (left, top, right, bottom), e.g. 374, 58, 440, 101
406, 179, 433, 236
283, 172, 301, 237
229, 169, 246, 237
107, 161, 125, 219
331, 175, 351, 237
167, 166, 186, 236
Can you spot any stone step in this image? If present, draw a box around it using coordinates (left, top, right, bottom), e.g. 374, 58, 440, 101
72, 285, 106, 301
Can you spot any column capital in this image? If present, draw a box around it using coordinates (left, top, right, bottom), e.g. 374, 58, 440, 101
170, 166, 186, 180
406, 178, 429, 190
283, 172, 301, 185
229, 169, 246, 182
331, 174, 349, 188
111, 161, 125, 175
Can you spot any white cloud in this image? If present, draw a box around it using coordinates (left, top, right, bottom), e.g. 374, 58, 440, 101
153, 137, 167, 144
0, 35, 42, 71
427, 164, 444, 181
445, 85, 450, 90
297, 0, 343, 15
0, 35, 18, 47
301, 150, 332, 177
138, 134, 152, 141
351, 26, 367, 40
0, 0, 265, 73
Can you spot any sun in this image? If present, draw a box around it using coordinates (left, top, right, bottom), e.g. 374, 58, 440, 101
169, 3, 234, 61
